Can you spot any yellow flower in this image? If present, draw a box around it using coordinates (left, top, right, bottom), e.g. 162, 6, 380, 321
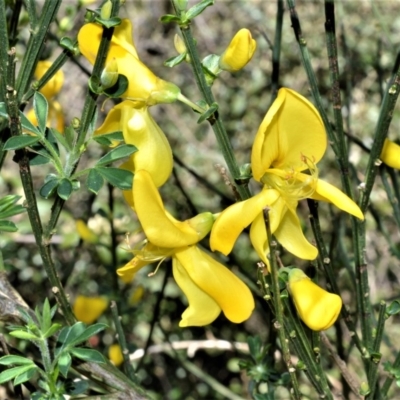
219, 29, 257, 72
78, 19, 180, 106
109, 344, 124, 366
117, 170, 255, 327
381, 138, 400, 169
73, 295, 108, 324
288, 268, 342, 331
210, 88, 363, 267
96, 101, 173, 197
76, 219, 99, 244
27, 61, 65, 132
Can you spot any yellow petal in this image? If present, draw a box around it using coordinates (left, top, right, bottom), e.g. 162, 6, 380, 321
308, 177, 364, 220
251, 88, 326, 181
133, 170, 202, 247
108, 344, 124, 366
76, 219, 98, 244
289, 269, 342, 331
121, 106, 172, 187
210, 188, 280, 255
175, 246, 254, 324
73, 296, 108, 324
95, 101, 127, 136
274, 208, 318, 260
219, 28, 257, 72
35, 60, 64, 99
173, 256, 221, 327
381, 139, 400, 169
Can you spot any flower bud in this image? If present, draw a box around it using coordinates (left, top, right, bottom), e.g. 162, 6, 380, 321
186, 212, 215, 240
108, 344, 123, 366
100, 58, 119, 89
174, 34, 187, 55
219, 28, 257, 72
100, 0, 112, 20
288, 268, 342, 331
381, 138, 400, 169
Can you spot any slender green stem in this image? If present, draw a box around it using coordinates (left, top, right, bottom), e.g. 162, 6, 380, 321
380, 167, 400, 229
381, 351, 400, 399
263, 209, 302, 399
16, 0, 62, 101
270, 0, 284, 104
171, 0, 251, 201
110, 301, 138, 384
22, 0, 37, 29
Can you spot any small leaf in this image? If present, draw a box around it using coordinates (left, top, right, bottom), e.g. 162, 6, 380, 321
57, 179, 73, 200
43, 323, 62, 339
0, 220, 18, 232
50, 128, 70, 150
159, 14, 182, 23
70, 348, 106, 364
58, 322, 86, 347
0, 196, 25, 219
197, 102, 218, 124
64, 126, 75, 149
164, 52, 187, 68
9, 330, 39, 340
94, 16, 122, 28
13, 366, 37, 386
96, 144, 137, 167
0, 102, 7, 118
103, 74, 129, 98
86, 169, 104, 195
0, 355, 35, 366
72, 323, 107, 346
58, 352, 71, 378
0, 365, 37, 384
96, 167, 133, 190
39, 178, 59, 199
59, 36, 79, 55
88, 75, 102, 94
387, 300, 400, 316
92, 131, 123, 146
65, 379, 89, 395
33, 92, 48, 133
185, 0, 214, 20
4, 135, 40, 151
19, 111, 42, 136
41, 299, 51, 333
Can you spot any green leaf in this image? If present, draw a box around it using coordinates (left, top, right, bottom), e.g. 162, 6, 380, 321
64, 126, 76, 149
387, 300, 400, 316
43, 323, 62, 339
94, 16, 122, 28
41, 299, 51, 333
19, 111, 42, 136
3, 135, 40, 151
58, 352, 71, 378
103, 74, 129, 98
185, 0, 214, 20
58, 322, 86, 347
86, 169, 104, 195
39, 177, 59, 199
0, 355, 35, 366
0, 220, 18, 232
96, 167, 133, 190
164, 52, 187, 68
0, 365, 37, 384
96, 144, 137, 167
70, 348, 106, 364
159, 14, 182, 23
9, 330, 39, 340
57, 179, 73, 200
59, 37, 79, 55
92, 131, 123, 146
65, 379, 89, 395
33, 92, 48, 133
13, 366, 37, 386
50, 128, 70, 151
0, 102, 7, 118
88, 75, 102, 95
72, 323, 107, 346
197, 102, 218, 124
0, 195, 26, 219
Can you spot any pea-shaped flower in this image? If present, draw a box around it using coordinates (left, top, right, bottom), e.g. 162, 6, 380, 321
219, 28, 257, 72
288, 268, 342, 331
73, 295, 108, 324
78, 19, 180, 106
117, 170, 255, 327
211, 88, 363, 267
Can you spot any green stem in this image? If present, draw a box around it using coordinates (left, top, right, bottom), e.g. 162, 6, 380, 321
381, 351, 400, 399
171, 0, 251, 201
263, 209, 302, 399
270, 0, 284, 104
16, 0, 62, 101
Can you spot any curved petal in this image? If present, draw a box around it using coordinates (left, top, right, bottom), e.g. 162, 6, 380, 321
251, 88, 326, 180
381, 139, 400, 169
309, 178, 364, 220
173, 257, 221, 327
249, 197, 287, 268
121, 107, 172, 187
95, 101, 134, 136
274, 208, 318, 260
134, 170, 201, 247
210, 188, 280, 255
175, 246, 254, 323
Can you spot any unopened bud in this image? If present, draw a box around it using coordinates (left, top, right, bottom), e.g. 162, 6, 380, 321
100, 0, 112, 20
174, 34, 187, 55
100, 58, 119, 89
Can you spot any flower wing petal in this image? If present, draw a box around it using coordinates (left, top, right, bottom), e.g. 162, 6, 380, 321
175, 246, 254, 324
309, 178, 364, 220
210, 189, 280, 255
173, 256, 221, 327
274, 209, 318, 260
134, 170, 200, 247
